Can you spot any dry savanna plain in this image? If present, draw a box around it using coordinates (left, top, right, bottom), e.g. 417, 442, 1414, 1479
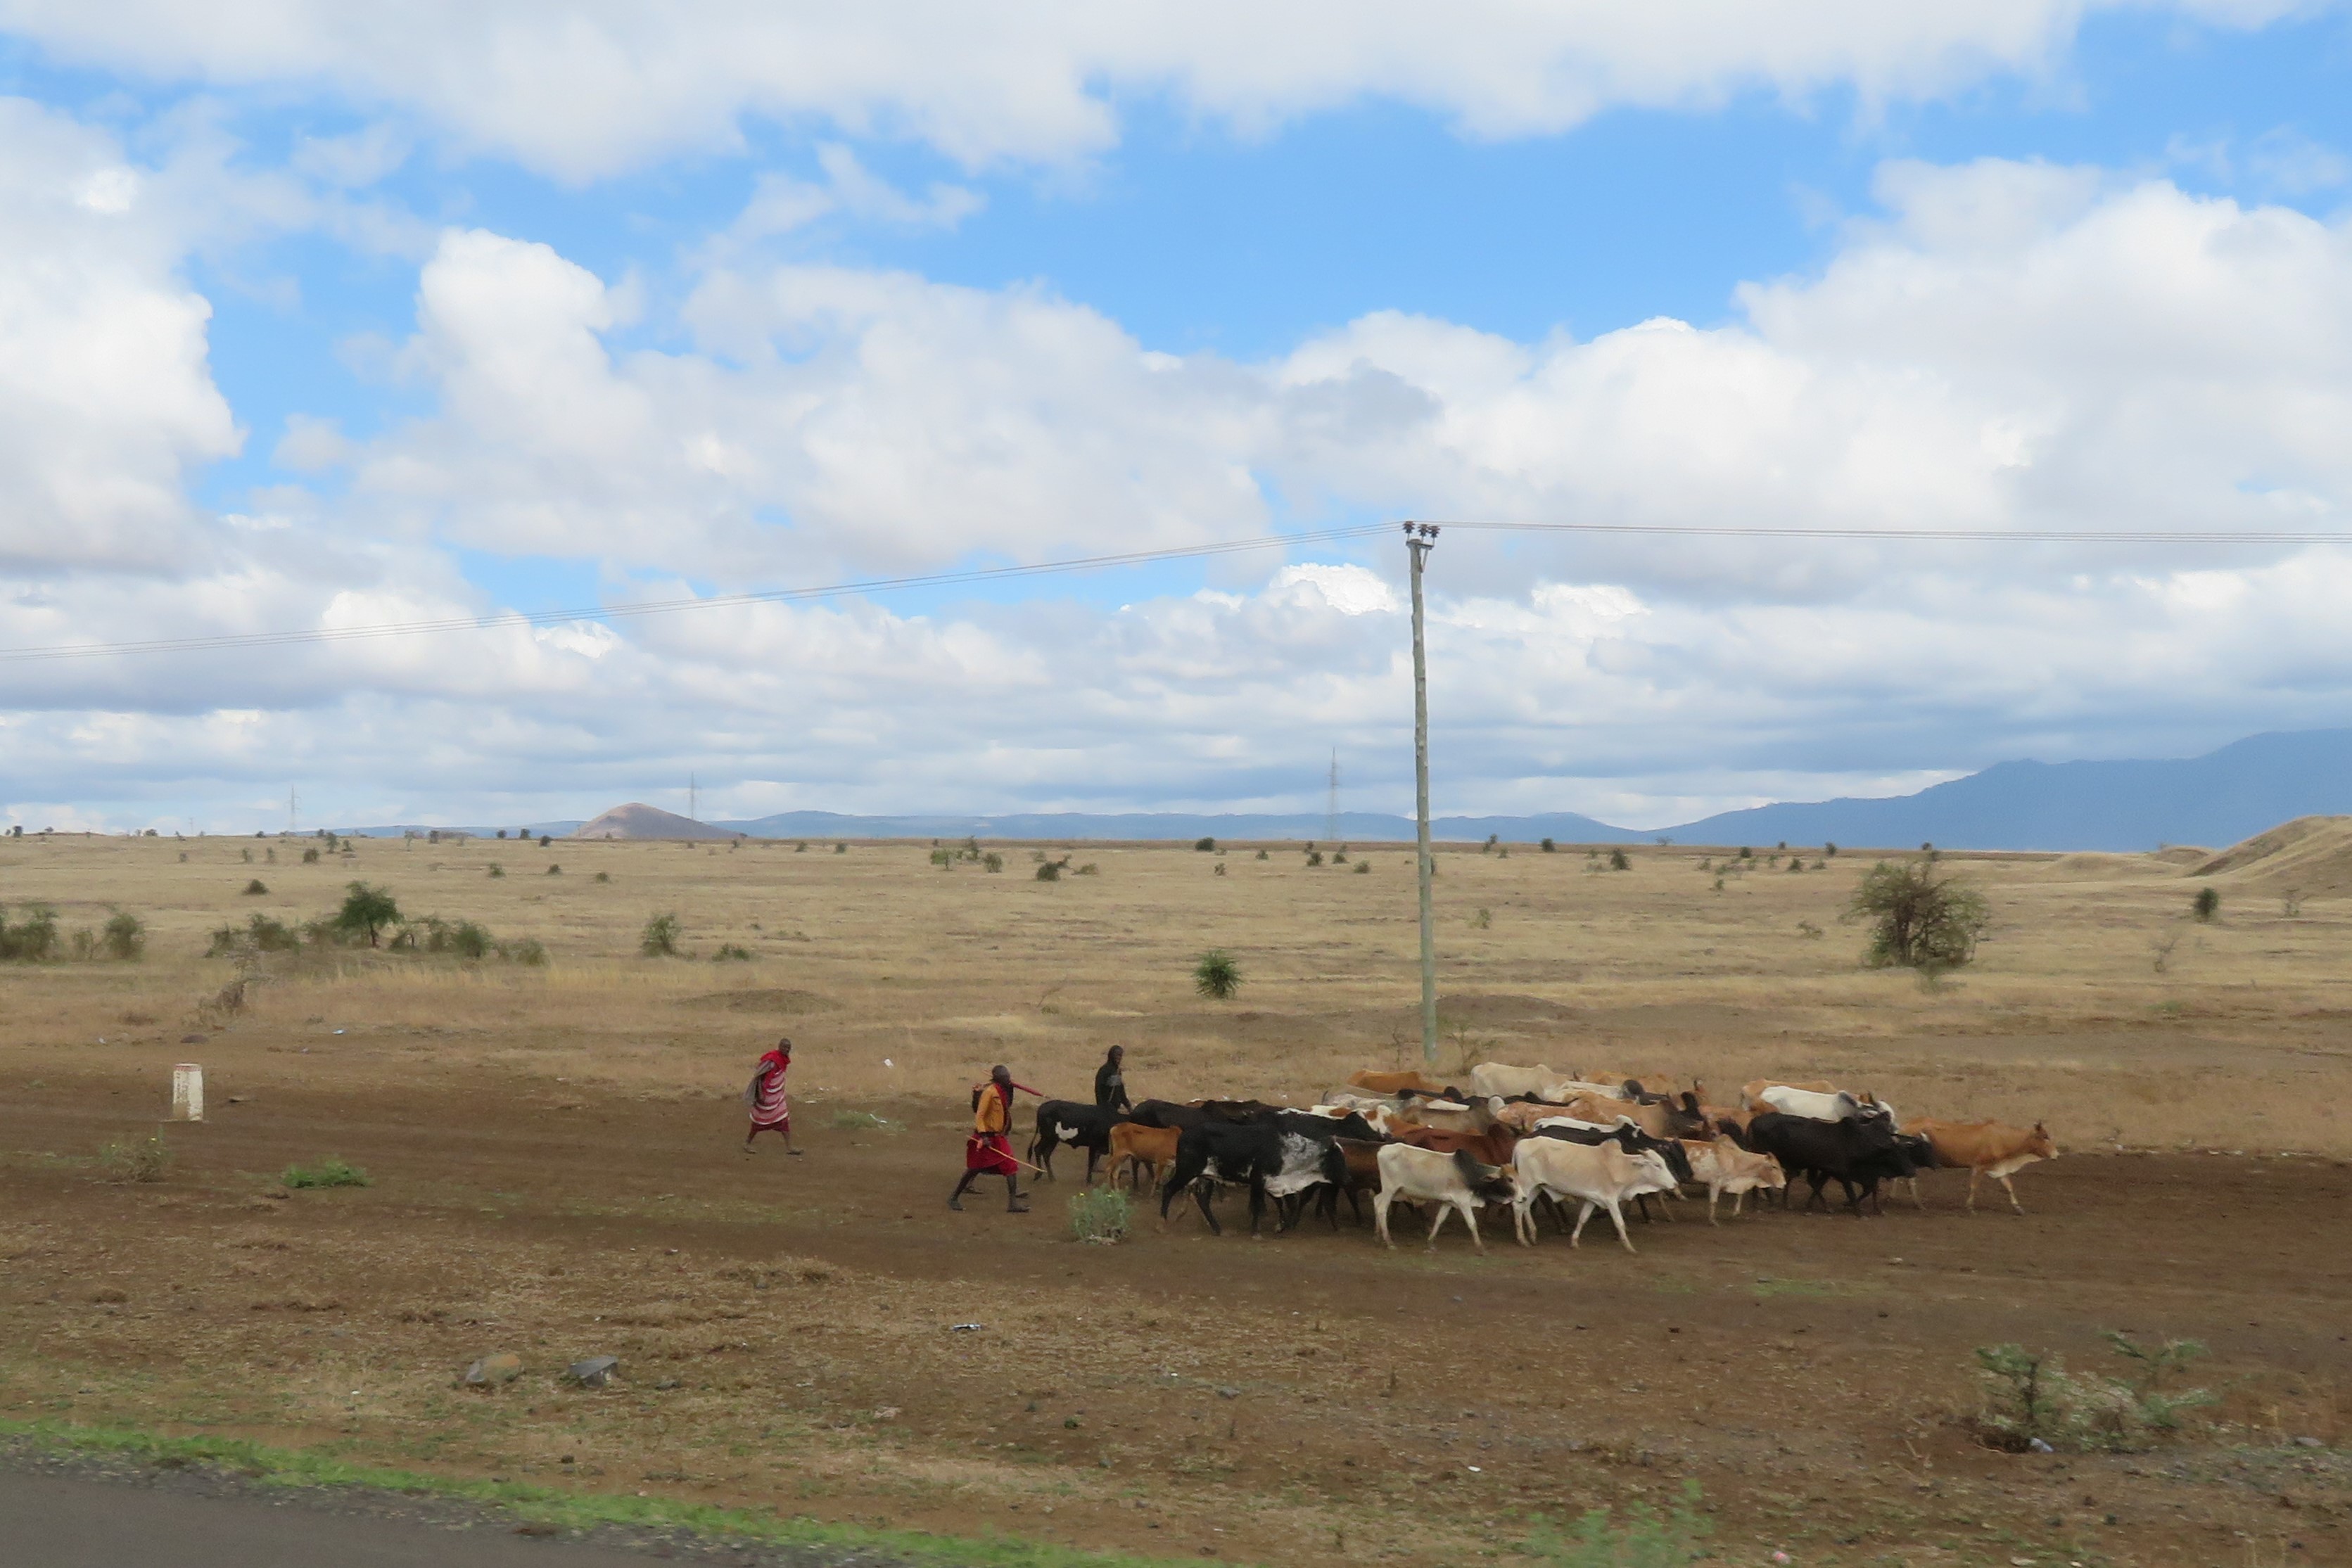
3, 827, 2351, 1567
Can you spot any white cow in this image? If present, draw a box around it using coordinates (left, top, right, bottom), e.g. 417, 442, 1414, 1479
1509, 1140, 1678, 1253
1373, 1144, 1519, 1252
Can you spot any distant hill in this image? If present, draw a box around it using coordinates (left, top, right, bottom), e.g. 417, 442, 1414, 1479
573, 803, 739, 841
1660, 729, 2352, 852
716, 808, 1642, 845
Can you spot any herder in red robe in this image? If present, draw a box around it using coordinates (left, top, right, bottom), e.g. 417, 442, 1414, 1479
950, 1064, 1034, 1213
742, 1037, 798, 1155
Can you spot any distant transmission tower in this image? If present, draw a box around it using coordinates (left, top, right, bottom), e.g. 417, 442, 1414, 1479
689, 772, 698, 823
287, 786, 298, 835
1326, 750, 1340, 845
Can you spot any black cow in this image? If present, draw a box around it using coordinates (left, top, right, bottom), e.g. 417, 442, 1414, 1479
1264, 1110, 1378, 1227
1126, 1099, 1205, 1130
1028, 1100, 1121, 1183
1159, 1120, 1283, 1236
1744, 1110, 1900, 1216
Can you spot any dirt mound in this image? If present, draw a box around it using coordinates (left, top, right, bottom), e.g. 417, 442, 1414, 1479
2189, 815, 2352, 893
571, 802, 737, 841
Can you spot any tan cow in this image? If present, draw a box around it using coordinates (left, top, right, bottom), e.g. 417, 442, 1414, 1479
1741, 1078, 1838, 1111
1553, 1091, 1708, 1141
1347, 1069, 1456, 1097
1901, 1117, 2059, 1213
1105, 1123, 1181, 1194
1678, 1139, 1785, 1223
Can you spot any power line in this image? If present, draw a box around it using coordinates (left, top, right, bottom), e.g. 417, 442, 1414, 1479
6, 516, 2347, 665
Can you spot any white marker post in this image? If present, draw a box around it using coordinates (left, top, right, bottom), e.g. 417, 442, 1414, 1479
171, 1063, 204, 1122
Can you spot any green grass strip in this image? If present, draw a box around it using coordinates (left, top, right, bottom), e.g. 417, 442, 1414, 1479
0, 1418, 1221, 1568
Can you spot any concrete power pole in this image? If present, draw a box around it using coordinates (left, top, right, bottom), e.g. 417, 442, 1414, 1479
1405, 521, 1440, 1064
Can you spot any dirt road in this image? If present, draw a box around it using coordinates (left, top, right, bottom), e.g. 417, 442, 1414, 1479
4, 1070, 2349, 1566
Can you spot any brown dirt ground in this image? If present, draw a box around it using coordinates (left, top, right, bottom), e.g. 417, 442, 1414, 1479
4, 1063, 2348, 1568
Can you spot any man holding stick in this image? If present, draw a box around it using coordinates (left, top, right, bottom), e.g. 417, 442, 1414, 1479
951, 1064, 1039, 1213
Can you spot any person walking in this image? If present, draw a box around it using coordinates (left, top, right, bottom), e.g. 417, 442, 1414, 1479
1093, 1044, 1132, 1115
742, 1037, 799, 1155
950, 1064, 1033, 1212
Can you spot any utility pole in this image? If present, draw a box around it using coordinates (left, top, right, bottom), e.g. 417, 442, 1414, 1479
287, 786, 298, 836
689, 773, 698, 823
1405, 521, 1440, 1064
1326, 749, 1340, 846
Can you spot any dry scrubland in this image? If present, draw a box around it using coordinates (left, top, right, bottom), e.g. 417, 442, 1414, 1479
3, 829, 2350, 1152
2, 831, 2351, 1568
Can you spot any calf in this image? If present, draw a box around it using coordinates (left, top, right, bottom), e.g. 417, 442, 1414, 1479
1901, 1117, 2059, 1213
1679, 1139, 1785, 1223
1373, 1145, 1518, 1252
1029, 1100, 1118, 1183
1509, 1140, 1678, 1252
1105, 1121, 1181, 1194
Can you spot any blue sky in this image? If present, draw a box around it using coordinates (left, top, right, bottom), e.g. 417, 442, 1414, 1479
3, 3, 2352, 830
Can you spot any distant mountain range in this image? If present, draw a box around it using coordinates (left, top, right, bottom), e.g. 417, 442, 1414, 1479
339, 728, 2352, 853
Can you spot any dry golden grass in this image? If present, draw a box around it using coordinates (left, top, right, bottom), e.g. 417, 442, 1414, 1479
4, 827, 2349, 1153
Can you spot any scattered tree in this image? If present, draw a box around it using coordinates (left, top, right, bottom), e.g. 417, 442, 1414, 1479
1824, 841, 1838, 858
101, 912, 144, 960
330, 883, 401, 948
1193, 836, 1216, 852
1539, 837, 1556, 853
1848, 860, 1990, 971
242, 879, 269, 896
640, 912, 681, 957
2192, 886, 2220, 922
1608, 848, 1631, 872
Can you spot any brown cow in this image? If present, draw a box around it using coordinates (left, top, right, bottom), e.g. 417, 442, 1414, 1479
1105, 1123, 1181, 1194
1384, 1121, 1518, 1166
1901, 1117, 2059, 1213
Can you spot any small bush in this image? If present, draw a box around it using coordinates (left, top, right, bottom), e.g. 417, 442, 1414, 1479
982, 852, 1003, 872
1520, 1481, 1711, 1566
545, 863, 561, 875
1470, 907, 1492, 929
1193, 949, 1241, 999
101, 912, 144, 960
1035, 860, 1063, 882
1540, 837, 1556, 852
1824, 841, 1838, 858
1213, 862, 1228, 877
1193, 836, 1216, 852
2192, 886, 2220, 922
1608, 848, 1630, 871
0, 905, 60, 961
713, 943, 753, 962
1787, 857, 1805, 873
1849, 860, 1990, 971
281, 1156, 371, 1190
500, 938, 548, 966
1254, 848, 1269, 860
249, 913, 298, 951
487, 863, 504, 879
641, 913, 681, 957
795, 841, 808, 853
242, 879, 269, 896
300, 846, 320, 864
99, 1132, 172, 1184
1305, 849, 1324, 867
1973, 1334, 2213, 1453
2282, 886, 2306, 917
1796, 920, 1824, 940
833, 843, 846, 854
1074, 862, 1100, 876
1068, 1185, 1131, 1244
592, 871, 610, 883
1353, 860, 1369, 874
538, 834, 552, 848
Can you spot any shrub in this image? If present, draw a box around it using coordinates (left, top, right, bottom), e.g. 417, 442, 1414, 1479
1520, 1482, 1711, 1566
101, 912, 144, 960
1848, 860, 1990, 971
592, 871, 610, 883
1824, 841, 1838, 858
1193, 836, 1216, 852
1540, 837, 1556, 852
1304, 850, 1324, 867
487, 863, 504, 879
538, 834, 552, 848
795, 841, 808, 852
1470, 907, 1492, 929
1213, 862, 1228, 877
98, 1132, 172, 1184
1035, 860, 1063, 882
1068, 1185, 1131, 1244
1788, 857, 1805, 873
1353, 860, 1369, 874
242, 879, 269, 895
0, 905, 60, 961
1973, 1334, 2213, 1453
250, 913, 298, 951
713, 943, 753, 962
301, 846, 320, 864
1074, 862, 1100, 876
1333, 850, 1348, 863
1608, 848, 1630, 871
1254, 848, 1269, 860
501, 938, 548, 966
330, 883, 401, 948
281, 1156, 371, 1190
2192, 886, 2220, 922
641, 913, 681, 957
1796, 919, 1824, 939
1193, 949, 1241, 999
982, 852, 1004, 872
929, 847, 955, 869
1736, 846, 1752, 860
833, 842, 846, 854
545, 863, 561, 876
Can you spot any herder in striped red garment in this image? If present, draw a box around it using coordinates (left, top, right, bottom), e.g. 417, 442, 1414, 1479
949, 1064, 1036, 1212
742, 1037, 799, 1156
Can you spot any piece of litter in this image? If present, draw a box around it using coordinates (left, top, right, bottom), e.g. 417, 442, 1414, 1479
949, 1322, 982, 1332
1772, 1553, 1791, 1564
2027, 1437, 2054, 1453
1465, 1465, 1481, 1472
883, 1058, 894, 1067
333, 1028, 345, 1035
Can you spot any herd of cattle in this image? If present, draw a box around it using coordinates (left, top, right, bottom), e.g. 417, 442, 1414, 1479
1029, 1062, 2060, 1251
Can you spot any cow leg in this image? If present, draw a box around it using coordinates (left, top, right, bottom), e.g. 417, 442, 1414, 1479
1964, 1168, 1982, 1214
1247, 1177, 1268, 1237
2000, 1173, 2025, 1214
1802, 1173, 1829, 1213
1568, 1200, 1592, 1248
1603, 1197, 1635, 1253
1374, 1190, 1396, 1249
1159, 1153, 1207, 1228
1083, 1145, 1100, 1187
1839, 1176, 1865, 1217
1459, 1199, 1484, 1253
1706, 1185, 1720, 1227
1424, 1202, 1452, 1250
1195, 1180, 1223, 1237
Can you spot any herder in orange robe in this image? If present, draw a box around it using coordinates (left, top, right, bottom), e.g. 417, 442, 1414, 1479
950, 1064, 1035, 1213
